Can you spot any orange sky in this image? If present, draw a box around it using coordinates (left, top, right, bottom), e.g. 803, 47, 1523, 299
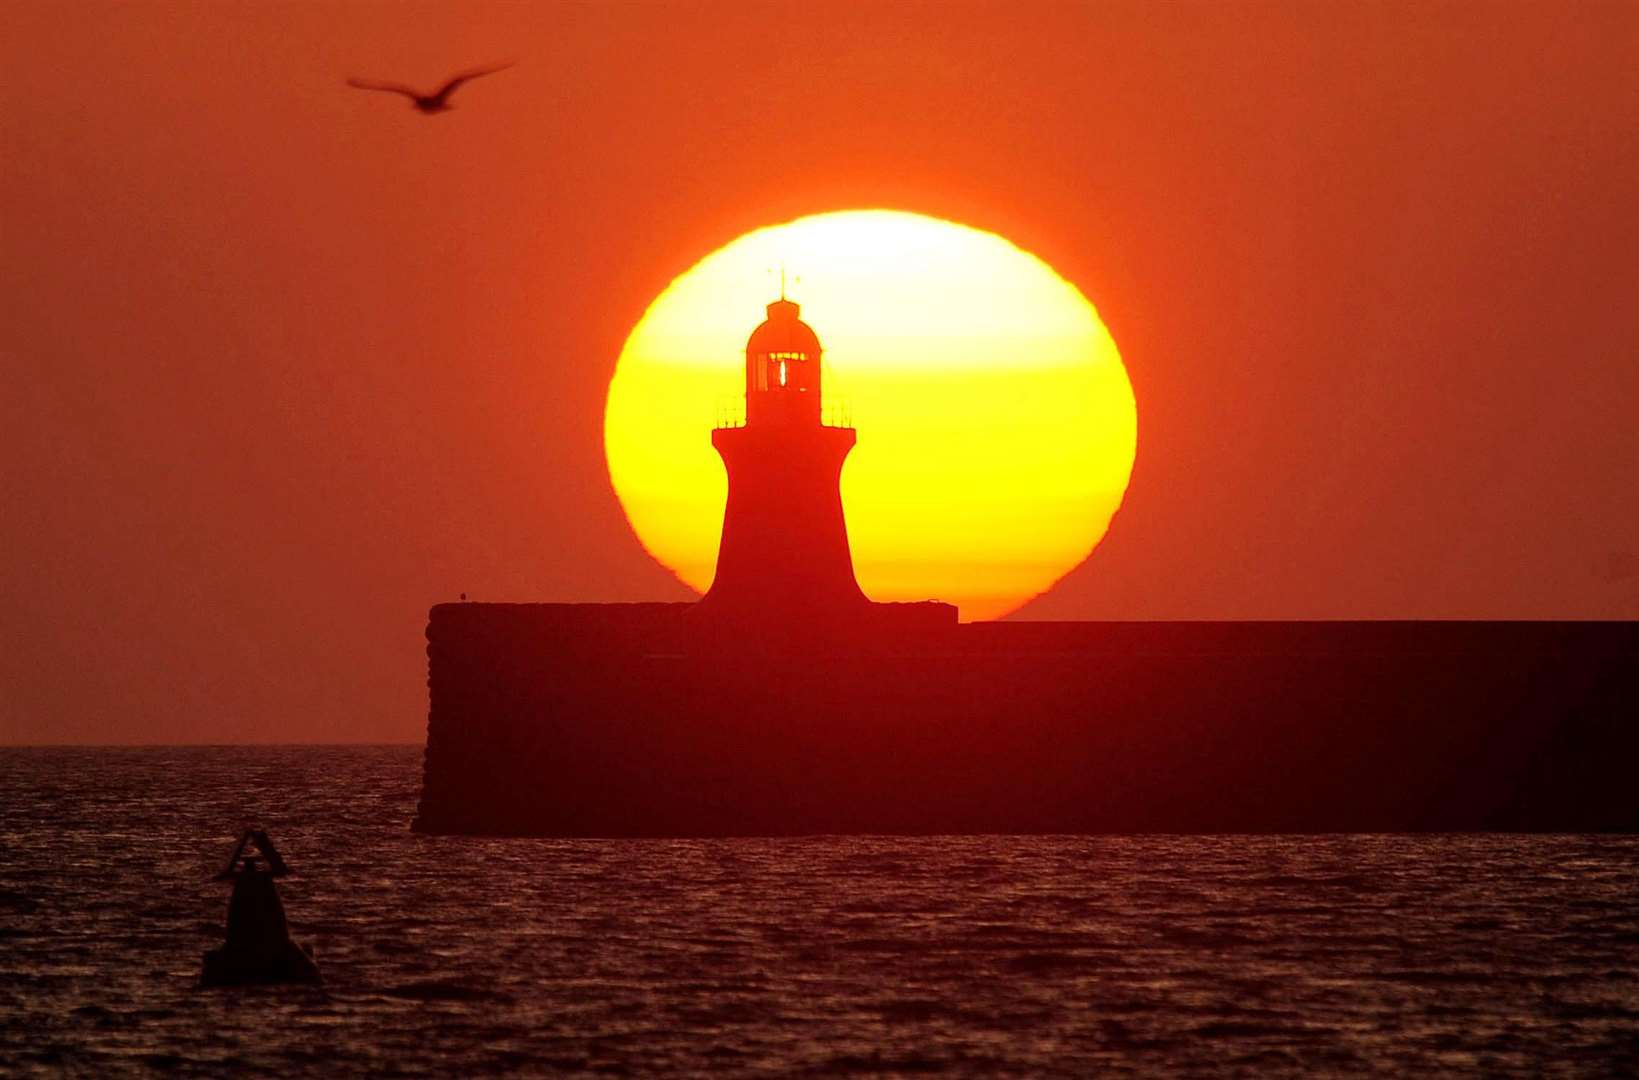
3, 1, 1636, 744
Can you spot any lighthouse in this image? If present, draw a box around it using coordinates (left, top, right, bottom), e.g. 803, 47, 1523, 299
698, 297, 869, 620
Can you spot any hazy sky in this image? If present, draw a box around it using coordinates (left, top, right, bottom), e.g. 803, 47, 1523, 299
3, 1, 1636, 744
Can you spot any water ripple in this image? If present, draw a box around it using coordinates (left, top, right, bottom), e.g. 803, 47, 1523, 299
1, 747, 1635, 1076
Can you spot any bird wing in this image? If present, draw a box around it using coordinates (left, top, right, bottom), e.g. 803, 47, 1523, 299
346, 77, 422, 99
432, 60, 516, 101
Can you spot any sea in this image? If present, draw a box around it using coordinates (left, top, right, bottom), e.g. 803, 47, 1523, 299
1, 746, 1635, 1077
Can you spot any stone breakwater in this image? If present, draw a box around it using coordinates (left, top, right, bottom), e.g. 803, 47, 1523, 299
415, 605, 1639, 837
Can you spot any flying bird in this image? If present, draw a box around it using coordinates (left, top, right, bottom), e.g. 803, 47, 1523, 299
347, 62, 515, 114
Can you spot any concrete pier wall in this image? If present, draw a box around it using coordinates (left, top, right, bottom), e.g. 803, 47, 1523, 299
414, 605, 1639, 836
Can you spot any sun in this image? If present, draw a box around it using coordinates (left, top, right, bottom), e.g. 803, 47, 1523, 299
604, 209, 1136, 621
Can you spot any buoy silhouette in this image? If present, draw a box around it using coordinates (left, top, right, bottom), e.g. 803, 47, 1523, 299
200, 829, 321, 986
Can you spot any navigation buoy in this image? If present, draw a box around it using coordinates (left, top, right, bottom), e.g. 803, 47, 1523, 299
200, 828, 321, 987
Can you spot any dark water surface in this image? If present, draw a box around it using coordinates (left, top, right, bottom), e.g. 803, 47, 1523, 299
1, 747, 1635, 1076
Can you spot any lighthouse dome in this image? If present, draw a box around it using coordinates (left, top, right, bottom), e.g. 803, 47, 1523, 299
746, 299, 822, 359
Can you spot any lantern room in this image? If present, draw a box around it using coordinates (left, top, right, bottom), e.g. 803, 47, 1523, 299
744, 298, 823, 426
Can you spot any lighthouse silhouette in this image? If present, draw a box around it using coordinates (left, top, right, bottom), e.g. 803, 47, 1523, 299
698, 295, 870, 622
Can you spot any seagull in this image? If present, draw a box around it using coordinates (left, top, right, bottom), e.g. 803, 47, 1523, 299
347, 62, 515, 114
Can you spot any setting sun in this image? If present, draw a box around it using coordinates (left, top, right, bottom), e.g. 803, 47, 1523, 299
604, 209, 1136, 620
